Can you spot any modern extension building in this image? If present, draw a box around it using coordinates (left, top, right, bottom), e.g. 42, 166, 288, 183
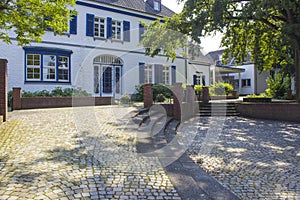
0, 0, 211, 99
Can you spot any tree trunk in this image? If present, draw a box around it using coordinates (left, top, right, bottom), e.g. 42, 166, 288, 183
295, 47, 300, 103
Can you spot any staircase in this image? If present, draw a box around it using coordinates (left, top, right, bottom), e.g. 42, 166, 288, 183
198, 102, 239, 117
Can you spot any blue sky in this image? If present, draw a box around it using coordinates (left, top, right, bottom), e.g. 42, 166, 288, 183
161, 0, 222, 54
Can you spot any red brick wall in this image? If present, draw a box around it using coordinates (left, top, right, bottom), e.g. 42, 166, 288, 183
237, 103, 300, 123
12, 88, 22, 110
0, 59, 8, 122
173, 83, 183, 121
143, 84, 153, 108
19, 96, 114, 110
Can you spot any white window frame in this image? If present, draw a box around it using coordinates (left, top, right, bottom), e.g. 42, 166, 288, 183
58, 56, 69, 82
145, 64, 153, 84
162, 65, 170, 84
26, 54, 41, 81
112, 20, 122, 40
94, 17, 106, 38
43, 55, 56, 81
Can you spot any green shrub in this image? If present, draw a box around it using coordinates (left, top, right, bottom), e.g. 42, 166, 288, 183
134, 84, 173, 102
209, 82, 233, 96
22, 87, 89, 97
194, 84, 203, 95
265, 73, 291, 99
155, 93, 165, 102
120, 94, 131, 104
246, 93, 270, 98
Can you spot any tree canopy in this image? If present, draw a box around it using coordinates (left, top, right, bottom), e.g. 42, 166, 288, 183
0, 0, 76, 45
140, 0, 300, 101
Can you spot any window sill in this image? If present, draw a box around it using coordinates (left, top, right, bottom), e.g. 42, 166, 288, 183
110, 39, 124, 44
54, 32, 71, 37
94, 37, 107, 41
25, 81, 71, 84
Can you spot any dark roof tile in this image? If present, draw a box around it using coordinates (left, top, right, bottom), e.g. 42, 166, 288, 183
93, 0, 175, 17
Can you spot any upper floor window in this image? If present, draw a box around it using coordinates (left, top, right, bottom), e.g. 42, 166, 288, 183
86, 14, 130, 42
94, 17, 106, 38
153, 1, 161, 11
112, 20, 122, 40
24, 47, 72, 83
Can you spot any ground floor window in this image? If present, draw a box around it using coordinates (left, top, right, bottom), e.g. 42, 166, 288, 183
23, 47, 72, 83
242, 79, 251, 87
141, 64, 174, 85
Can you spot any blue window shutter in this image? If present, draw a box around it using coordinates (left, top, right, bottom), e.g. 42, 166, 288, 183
202, 75, 206, 86
193, 75, 197, 85
70, 15, 77, 35
86, 13, 94, 37
107, 17, 112, 39
139, 23, 145, 41
139, 62, 145, 84
123, 21, 130, 42
171, 65, 176, 84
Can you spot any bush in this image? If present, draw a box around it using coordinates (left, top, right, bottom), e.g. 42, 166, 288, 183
209, 82, 233, 96
265, 73, 291, 99
120, 94, 131, 104
21, 87, 90, 97
155, 93, 165, 102
246, 93, 270, 98
194, 84, 203, 96
134, 84, 173, 102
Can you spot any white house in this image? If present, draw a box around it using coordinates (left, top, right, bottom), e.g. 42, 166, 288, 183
207, 50, 270, 95
0, 0, 210, 99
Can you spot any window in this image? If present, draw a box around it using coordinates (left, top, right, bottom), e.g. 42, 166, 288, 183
112, 20, 122, 40
94, 17, 105, 38
24, 47, 72, 83
153, 1, 160, 11
145, 64, 153, 83
162, 65, 170, 84
58, 56, 69, 81
26, 54, 41, 80
242, 79, 251, 87
43, 55, 56, 81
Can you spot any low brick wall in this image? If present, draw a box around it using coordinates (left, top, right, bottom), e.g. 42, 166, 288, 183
236, 103, 300, 123
20, 96, 114, 110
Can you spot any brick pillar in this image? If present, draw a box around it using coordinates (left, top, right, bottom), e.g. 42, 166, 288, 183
173, 83, 183, 121
143, 84, 153, 108
12, 88, 22, 110
0, 59, 8, 122
186, 85, 197, 118
202, 86, 210, 103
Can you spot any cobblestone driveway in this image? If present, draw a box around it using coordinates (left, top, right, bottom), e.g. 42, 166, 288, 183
188, 117, 300, 200
0, 106, 179, 200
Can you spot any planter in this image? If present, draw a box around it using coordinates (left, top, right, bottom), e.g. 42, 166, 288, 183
243, 97, 272, 103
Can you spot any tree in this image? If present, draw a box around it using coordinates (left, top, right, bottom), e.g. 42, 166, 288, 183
0, 0, 76, 45
140, 0, 300, 102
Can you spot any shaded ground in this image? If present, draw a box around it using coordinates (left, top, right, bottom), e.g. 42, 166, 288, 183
187, 117, 300, 199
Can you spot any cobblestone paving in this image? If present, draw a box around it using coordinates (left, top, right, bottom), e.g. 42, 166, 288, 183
0, 106, 180, 200
187, 117, 300, 200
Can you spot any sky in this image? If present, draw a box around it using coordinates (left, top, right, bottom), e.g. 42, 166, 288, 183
161, 0, 222, 54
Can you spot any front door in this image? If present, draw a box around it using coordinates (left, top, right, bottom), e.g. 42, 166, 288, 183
94, 65, 122, 97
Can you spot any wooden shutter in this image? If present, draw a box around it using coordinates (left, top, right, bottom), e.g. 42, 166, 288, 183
123, 21, 130, 42
86, 13, 94, 37
171, 65, 176, 84
107, 17, 112, 39
139, 62, 145, 84
70, 15, 77, 35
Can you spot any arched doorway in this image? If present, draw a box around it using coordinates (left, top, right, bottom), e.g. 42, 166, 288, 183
93, 55, 123, 97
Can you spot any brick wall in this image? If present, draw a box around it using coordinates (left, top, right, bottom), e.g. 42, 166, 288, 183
237, 103, 300, 123
0, 59, 8, 122
143, 84, 153, 108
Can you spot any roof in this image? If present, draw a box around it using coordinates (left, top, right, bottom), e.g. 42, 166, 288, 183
92, 0, 175, 17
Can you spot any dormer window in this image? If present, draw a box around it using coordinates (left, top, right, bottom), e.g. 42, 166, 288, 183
153, 1, 160, 11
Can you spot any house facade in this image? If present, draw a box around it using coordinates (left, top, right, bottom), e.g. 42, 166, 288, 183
0, 0, 211, 99
207, 49, 269, 95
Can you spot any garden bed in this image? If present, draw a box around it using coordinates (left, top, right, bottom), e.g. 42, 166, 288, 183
243, 97, 272, 103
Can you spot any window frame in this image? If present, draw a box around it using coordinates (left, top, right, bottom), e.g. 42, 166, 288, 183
112, 20, 122, 40
24, 47, 72, 83
242, 79, 251, 87
144, 64, 153, 84
162, 65, 170, 85
94, 16, 106, 38
26, 54, 41, 81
